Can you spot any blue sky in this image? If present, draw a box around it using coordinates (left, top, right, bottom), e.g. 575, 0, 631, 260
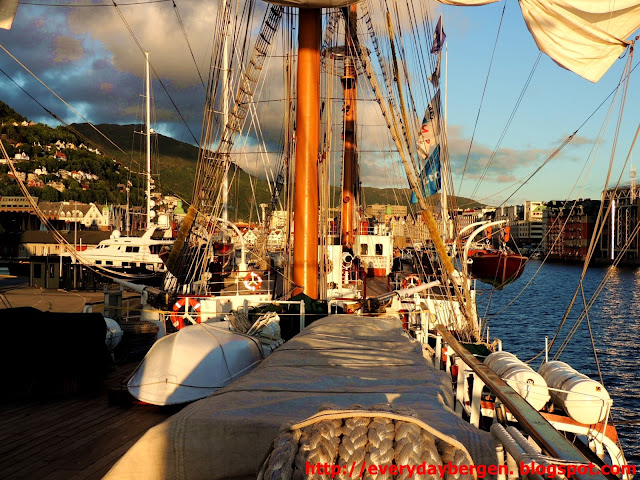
442, 2, 639, 205
0, 0, 637, 206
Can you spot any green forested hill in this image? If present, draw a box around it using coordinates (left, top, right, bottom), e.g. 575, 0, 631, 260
70, 123, 273, 220
0, 99, 483, 220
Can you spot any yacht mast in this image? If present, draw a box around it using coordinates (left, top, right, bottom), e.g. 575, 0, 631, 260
145, 51, 152, 228
222, 30, 229, 226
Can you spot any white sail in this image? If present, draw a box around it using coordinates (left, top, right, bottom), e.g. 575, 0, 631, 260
519, 0, 639, 82
0, 0, 18, 30
435, 0, 640, 82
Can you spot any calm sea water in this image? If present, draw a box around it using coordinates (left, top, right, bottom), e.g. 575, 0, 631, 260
475, 260, 640, 464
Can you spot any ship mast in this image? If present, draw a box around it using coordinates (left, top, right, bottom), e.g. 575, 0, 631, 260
144, 51, 152, 229
293, 8, 321, 298
340, 5, 357, 247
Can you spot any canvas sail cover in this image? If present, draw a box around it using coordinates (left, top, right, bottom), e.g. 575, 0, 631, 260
105, 315, 496, 479
0, 0, 18, 29
519, 0, 640, 82
435, 0, 640, 82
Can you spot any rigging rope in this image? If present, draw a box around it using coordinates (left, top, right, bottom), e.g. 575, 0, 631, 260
110, 0, 200, 145
457, 1, 506, 194
0, 42, 127, 155
524, 53, 637, 367
469, 52, 541, 201
172, 0, 206, 90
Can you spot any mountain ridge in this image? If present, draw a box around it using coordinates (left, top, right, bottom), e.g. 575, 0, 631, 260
0, 99, 484, 219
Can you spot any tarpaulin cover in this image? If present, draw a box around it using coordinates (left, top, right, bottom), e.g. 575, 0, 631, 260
105, 315, 496, 479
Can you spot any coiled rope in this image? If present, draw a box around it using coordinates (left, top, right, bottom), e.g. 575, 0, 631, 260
259, 404, 475, 480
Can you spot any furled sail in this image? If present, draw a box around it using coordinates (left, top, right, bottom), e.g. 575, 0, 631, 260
435, 0, 640, 82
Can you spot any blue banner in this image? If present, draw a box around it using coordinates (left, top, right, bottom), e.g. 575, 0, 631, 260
419, 145, 441, 197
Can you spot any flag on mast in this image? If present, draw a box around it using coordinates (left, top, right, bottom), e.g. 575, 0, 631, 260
429, 53, 441, 89
431, 16, 446, 54
416, 90, 441, 160
419, 145, 442, 197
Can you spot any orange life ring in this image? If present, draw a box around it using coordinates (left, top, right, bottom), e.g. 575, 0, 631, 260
243, 271, 263, 291
171, 297, 201, 330
402, 274, 422, 288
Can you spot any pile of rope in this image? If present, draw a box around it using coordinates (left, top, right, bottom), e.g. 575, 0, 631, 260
259, 404, 474, 480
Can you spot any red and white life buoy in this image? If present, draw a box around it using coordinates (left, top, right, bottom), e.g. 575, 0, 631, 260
402, 274, 422, 288
243, 271, 263, 291
171, 297, 201, 330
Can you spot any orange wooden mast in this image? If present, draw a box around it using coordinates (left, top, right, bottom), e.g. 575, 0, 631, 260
293, 8, 322, 298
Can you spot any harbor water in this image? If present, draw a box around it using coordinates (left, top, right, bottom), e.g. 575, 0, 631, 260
477, 260, 640, 464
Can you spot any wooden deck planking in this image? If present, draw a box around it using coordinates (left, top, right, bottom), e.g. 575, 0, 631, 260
1, 400, 164, 478
0, 362, 178, 480
0, 401, 128, 469
0, 398, 107, 451
16, 407, 170, 480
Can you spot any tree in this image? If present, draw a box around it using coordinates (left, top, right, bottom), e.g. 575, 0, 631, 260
40, 186, 60, 201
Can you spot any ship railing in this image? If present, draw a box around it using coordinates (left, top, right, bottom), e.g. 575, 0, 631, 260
202, 269, 275, 296
422, 323, 628, 480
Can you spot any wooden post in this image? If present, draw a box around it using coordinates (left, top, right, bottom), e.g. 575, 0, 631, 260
293, 8, 321, 299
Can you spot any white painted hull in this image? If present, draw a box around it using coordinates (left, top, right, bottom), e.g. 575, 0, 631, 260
127, 321, 263, 405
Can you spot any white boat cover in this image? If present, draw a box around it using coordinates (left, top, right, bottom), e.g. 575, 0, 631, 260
105, 315, 495, 479
127, 321, 264, 406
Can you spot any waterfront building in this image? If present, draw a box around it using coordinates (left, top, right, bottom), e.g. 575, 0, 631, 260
543, 199, 600, 261
365, 204, 407, 222
599, 185, 639, 264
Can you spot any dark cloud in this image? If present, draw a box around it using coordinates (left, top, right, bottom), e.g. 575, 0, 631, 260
53, 35, 84, 63
0, 0, 583, 202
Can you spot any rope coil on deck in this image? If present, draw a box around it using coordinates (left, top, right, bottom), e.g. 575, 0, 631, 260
259, 404, 476, 480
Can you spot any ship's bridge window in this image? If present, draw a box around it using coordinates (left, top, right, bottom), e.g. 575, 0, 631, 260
126, 246, 140, 253
360, 244, 368, 255
375, 244, 383, 255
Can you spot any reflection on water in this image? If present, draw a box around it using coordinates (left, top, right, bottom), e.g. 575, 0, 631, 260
477, 261, 640, 463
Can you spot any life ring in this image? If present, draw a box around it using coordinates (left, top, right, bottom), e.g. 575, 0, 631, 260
171, 297, 201, 330
402, 274, 422, 288
342, 252, 353, 270
243, 271, 263, 291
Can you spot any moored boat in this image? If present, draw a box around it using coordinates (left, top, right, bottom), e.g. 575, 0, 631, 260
467, 249, 527, 289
